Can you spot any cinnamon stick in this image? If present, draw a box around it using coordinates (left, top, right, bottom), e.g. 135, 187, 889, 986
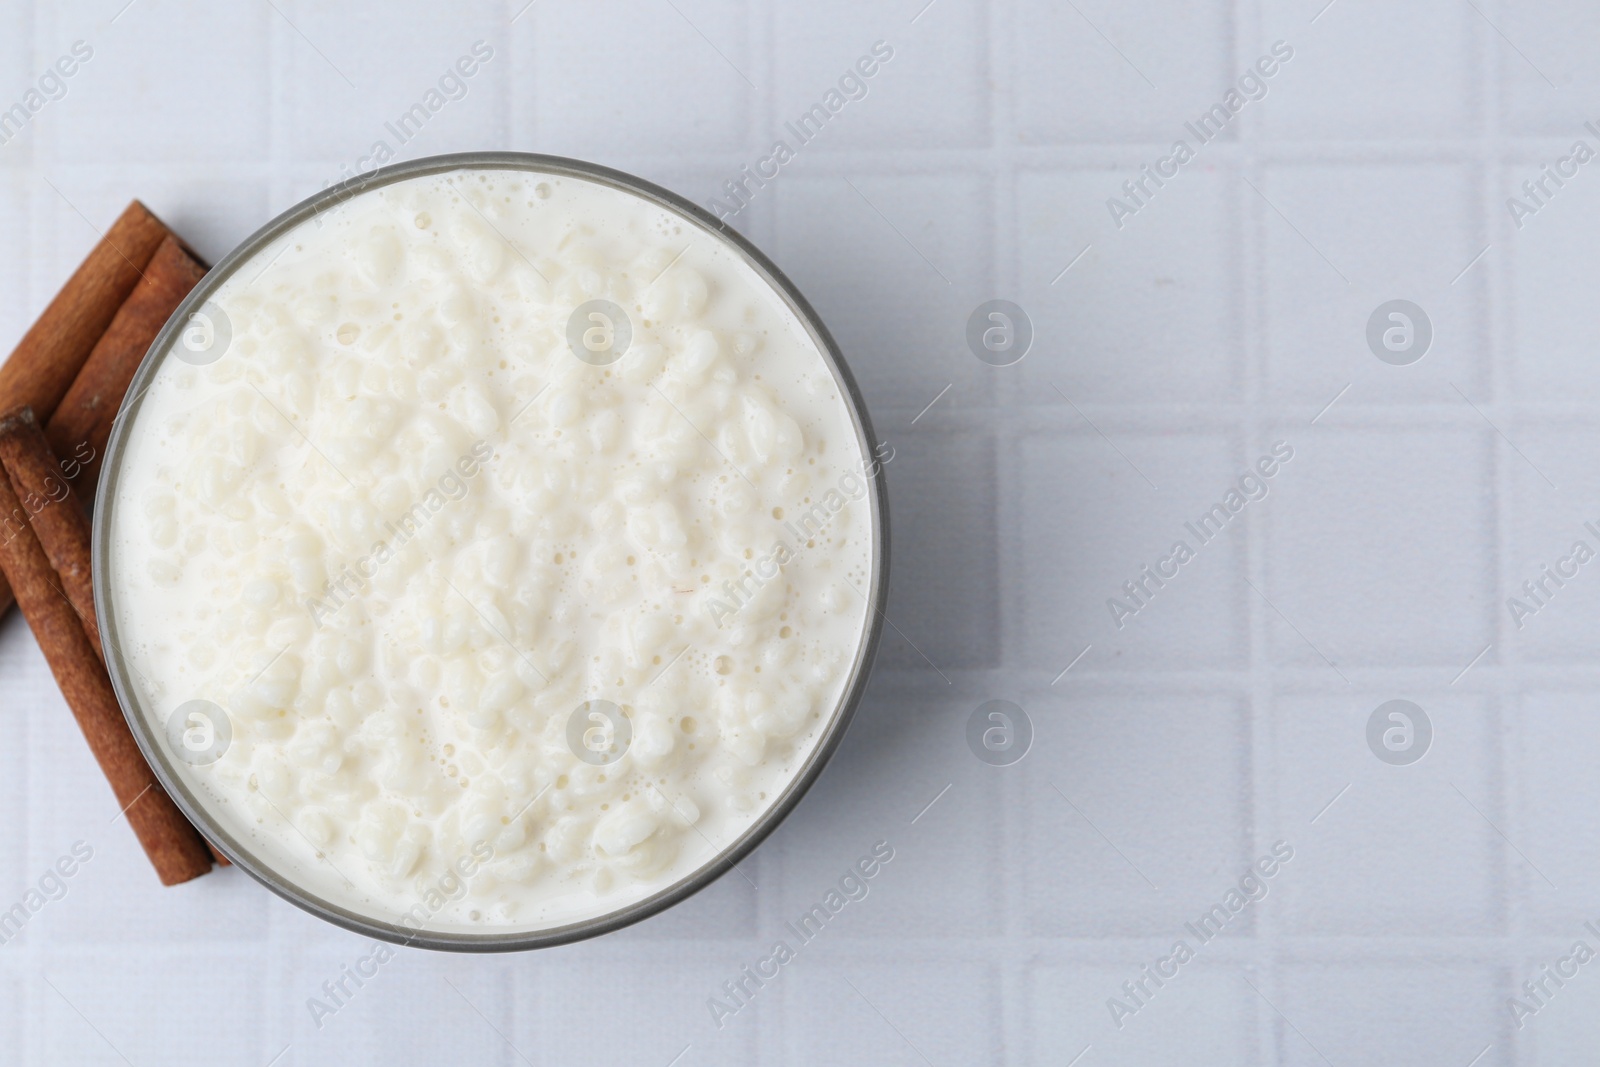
46, 236, 208, 491
0, 455, 211, 885
0, 201, 178, 618
0, 201, 172, 417
0, 407, 100, 660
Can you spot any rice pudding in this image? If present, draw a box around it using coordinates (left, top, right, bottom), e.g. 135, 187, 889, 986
102, 165, 880, 934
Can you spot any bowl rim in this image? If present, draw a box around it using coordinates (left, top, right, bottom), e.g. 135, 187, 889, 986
91, 151, 890, 952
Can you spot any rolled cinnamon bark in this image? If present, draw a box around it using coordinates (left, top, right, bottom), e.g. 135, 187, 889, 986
0, 201, 178, 618
0, 201, 172, 417
46, 236, 208, 491
0, 458, 211, 885
0, 406, 100, 660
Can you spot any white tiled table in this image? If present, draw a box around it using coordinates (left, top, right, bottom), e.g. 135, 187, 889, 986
3, 0, 1599, 1063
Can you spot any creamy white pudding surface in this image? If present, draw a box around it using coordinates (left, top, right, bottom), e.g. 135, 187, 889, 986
106, 168, 876, 933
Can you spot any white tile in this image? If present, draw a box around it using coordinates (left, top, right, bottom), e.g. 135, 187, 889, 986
1272, 691, 1502, 936
362, 956, 511, 1065
0, 615, 35, 895
1017, 431, 1249, 671
1029, 963, 1257, 1065
283, 942, 517, 1063
1514, 690, 1600, 931
0, 174, 27, 351
1014, 0, 1234, 145
278, 937, 394, 1060
788, 961, 1001, 1066
283, 4, 504, 167
1508, 160, 1600, 401
1497, 2, 1595, 134
0, 2, 37, 166
49, 0, 271, 164
4, 839, 99, 949
1020, 692, 1250, 936
1502, 431, 1600, 664
38, 847, 271, 948
773, 0, 988, 150
1275, 963, 1505, 1067
1258, 164, 1488, 404
1016, 167, 1242, 404
1264, 425, 1495, 669
37, 954, 265, 1067
772, 172, 993, 413
1255, 0, 1481, 140
524, 949, 754, 1063
0, 974, 21, 1062
518, 0, 752, 156
1519, 945, 1600, 1066
878, 429, 1000, 671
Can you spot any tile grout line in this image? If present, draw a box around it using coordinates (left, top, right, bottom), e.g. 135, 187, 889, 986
1480, 1, 1525, 1049
1235, 0, 1283, 1061
984, 0, 1030, 1062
